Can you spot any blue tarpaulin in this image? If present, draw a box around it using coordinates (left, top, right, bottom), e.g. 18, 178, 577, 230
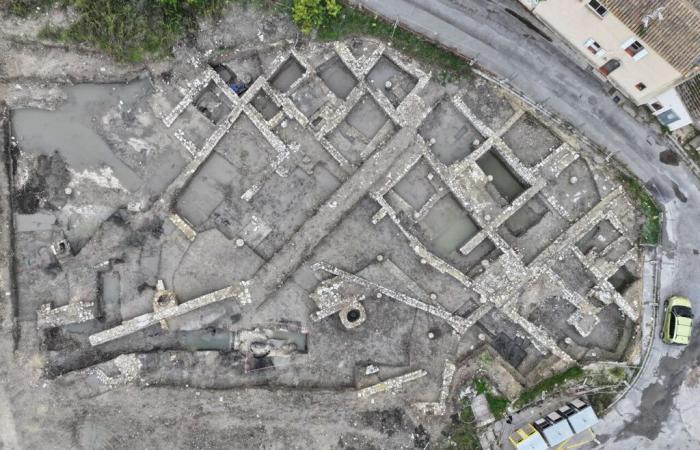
229, 82, 247, 94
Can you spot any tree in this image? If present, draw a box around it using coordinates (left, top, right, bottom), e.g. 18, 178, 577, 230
292, 0, 342, 35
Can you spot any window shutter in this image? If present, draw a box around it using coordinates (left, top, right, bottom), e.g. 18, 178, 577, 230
621, 37, 636, 49
633, 48, 649, 61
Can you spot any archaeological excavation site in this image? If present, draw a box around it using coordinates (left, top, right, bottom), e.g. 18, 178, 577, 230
1, 29, 649, 448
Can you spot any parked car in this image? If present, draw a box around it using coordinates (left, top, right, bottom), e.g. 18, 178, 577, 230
661, 296, 694, 345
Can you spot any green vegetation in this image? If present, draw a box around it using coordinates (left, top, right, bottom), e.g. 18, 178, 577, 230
682, 128, 700, 167
11, 0, 474, 80
474, 378, 488, 395
636, 25, 648, 38
485, 394, 509, 419
4, 0, 60, 17
471, 366, 628, 425
6, 0, 246, 62
473, 378, 509, 419
314, 4, 473, 81
71, 0, 232, 62
447, 402, 483, 450
292, 0, 341, 35
618, 172, 661, 245
578, 366, 631, 415
687, 147, 700, 166
478, 351, 495, 365
515, 366, 584, 408
686, 149, 700, 179
588, 391, 616, 414
609, 366, 627, 381
586, 366, 628, 386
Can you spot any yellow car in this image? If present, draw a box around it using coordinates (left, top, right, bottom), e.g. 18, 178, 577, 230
661, 296, 694, 345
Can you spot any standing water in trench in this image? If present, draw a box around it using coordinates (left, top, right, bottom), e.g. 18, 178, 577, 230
11, 76, 153, 191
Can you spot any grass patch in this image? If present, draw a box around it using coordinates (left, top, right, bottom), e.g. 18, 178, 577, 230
681, 128, 700, 167
588, 391, 616, 415
474, 378, 488, 395
3, 0, 64, 17
37, 23, 66, 40
582, 367, 629, 415
515, 366, 584, 408
587, 366, 628, 386
618, 172, 661, 245
447, 402, 483, 450
479, 351, 495, 366
473, 378, 509, 419
6, 0, 268, 62
65, 0, 235, 62
316, 4, 472, 82
485, 393, 509, 419
609, 366, 627, 382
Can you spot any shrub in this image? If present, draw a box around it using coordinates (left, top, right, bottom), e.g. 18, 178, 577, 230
618, 172, 661, 245
486, 393, 509, 419
292, 0, 341, 35
516, 366, 584, 408
473, 378, 509, 419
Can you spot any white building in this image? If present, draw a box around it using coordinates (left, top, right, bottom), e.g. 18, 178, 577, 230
520, 0, 700, 130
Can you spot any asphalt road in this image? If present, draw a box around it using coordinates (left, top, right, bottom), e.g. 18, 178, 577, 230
349, 0, 700, 447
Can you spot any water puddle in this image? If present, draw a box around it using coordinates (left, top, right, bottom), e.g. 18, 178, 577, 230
11, 77, 152, 191
659, 149, 680, 166
504, 201, 545, 237
608, 265, 637, 294
99, 270, 122, 323
422, 194, 480, 257
432, 217, 478, 256
672, 182, 687, 203
477, 150, 527, 202
504, 8, 552, 41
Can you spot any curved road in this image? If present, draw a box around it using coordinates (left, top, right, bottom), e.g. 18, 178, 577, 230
350, 0, 700, 447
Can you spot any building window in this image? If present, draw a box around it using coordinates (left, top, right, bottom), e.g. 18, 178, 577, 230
635, 82, 647, 91
625, 41, 644, 56
622, 38, 649, 60
651, 101, 663, 111
587, 0, 608, 17
598, 59, 620, 76
658, 109, 681, 126
584, 39, 605, 57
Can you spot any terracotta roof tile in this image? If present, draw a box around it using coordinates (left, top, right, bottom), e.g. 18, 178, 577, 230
678, 74, 700, 120
604, 0, 700, 74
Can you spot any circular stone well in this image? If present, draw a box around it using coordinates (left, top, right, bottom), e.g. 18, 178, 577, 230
339, 302, 367, 329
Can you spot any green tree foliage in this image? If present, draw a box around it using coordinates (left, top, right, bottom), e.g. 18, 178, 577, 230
292, 0, 341, 35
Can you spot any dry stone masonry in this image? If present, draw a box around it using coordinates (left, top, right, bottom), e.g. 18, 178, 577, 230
11, 37, 644, 418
